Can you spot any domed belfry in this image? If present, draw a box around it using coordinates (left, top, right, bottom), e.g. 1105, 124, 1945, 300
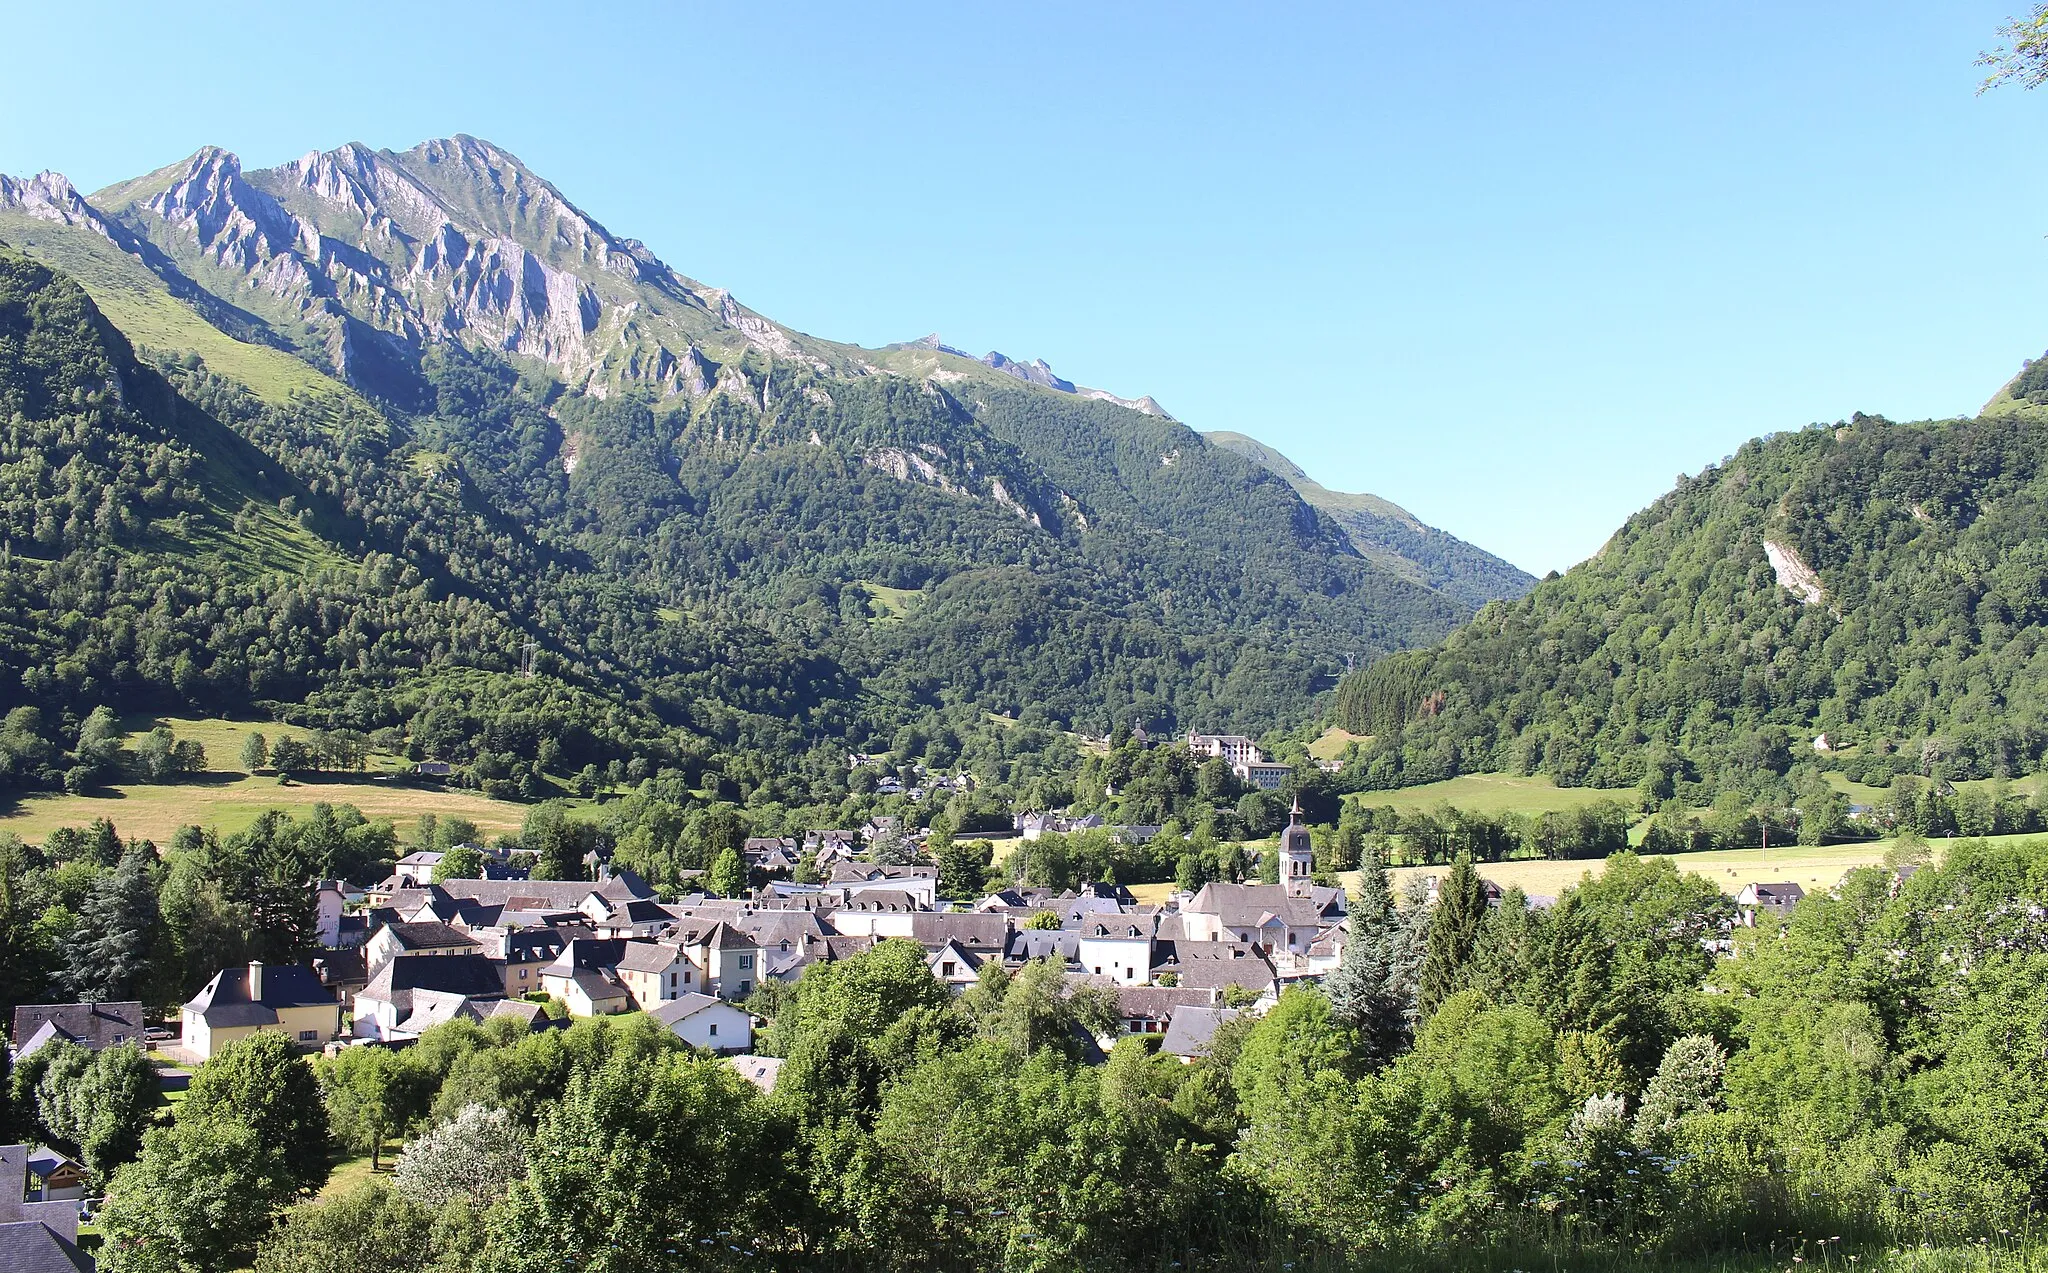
1281, 798, 1314, 898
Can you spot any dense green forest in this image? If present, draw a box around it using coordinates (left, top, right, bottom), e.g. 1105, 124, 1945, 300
1332, 410, 2048, 804
10, 836, 2048, 1272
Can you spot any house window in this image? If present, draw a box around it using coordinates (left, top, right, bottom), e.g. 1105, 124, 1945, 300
670, 972, 678, 988
709, 1023, 718, 1037
520, 969, 528, 979
739, 981, 752, 996
739, 954, 753, 969
942, 961, 957, 977
298, 1030, 319, 1042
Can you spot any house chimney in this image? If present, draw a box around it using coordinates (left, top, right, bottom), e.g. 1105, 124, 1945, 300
248, 960, 265, 1002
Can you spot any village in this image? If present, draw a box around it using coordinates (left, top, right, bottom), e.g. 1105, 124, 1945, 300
1, 731, 1812, 1269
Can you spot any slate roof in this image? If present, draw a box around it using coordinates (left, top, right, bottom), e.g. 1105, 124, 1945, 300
11, 1001, 145, 1051
1158, 941, 1277, 995
427, 873, 653, 912
1006, 929, 1080, 963
381, 921, 480, 952
479, 923, 592, 964
1080, 916, 1156, 941
24, 1146, 80, 1180
1161, 1005, 1239, 1058
1185, 882, 1341, 928
616, 941, 683, 973
540, 938, 629, 976
487, 999, 549, 1028
184, 963, 338, 1026
358, 955, 504, 1008
394, 988, 485, 1035
646, 993, 732, 1026
727, 1054, 784, 1093
838, 890, 918, 913
1115, 985, 1217, 1021
909, 912, 1013, 952
0, 1221, 93, 1273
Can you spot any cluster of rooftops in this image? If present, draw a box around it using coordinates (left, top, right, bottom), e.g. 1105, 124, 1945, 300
134, 805, 1355, 1072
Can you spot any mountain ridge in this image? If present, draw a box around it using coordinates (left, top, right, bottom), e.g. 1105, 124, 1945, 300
1204, 429, 1535, 609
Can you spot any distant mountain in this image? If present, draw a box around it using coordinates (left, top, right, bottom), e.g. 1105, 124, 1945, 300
1331, 406, 2048, 798
0, 134, 1521, 760
1203, 431, 1534, 610
898, 335, 1171, 417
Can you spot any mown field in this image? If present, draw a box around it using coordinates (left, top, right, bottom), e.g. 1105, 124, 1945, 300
0, 714, 533, 842
1370, 832, 2044, 902
1344, 772, 1638, 818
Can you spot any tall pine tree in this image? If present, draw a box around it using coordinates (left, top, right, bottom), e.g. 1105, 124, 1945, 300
65, 838, 161, 1002
1323, 834, 1412, 1066
1418, 853, 1486, 1016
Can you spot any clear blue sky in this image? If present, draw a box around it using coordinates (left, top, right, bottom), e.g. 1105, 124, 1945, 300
4, 1, 2045, 575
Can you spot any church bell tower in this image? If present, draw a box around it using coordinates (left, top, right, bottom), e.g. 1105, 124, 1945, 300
1281, 798, 1314, 898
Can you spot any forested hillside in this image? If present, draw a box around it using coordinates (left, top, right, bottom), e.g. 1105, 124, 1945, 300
1333, 409, 2048, 801
0, 137, 1518, 781
1206, 429, 1535, 608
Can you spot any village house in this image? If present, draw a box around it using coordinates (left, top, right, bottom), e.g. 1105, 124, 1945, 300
11, 1002, 145, 1057
1735, 881, 1806, 926
353, 955, 506, 1040
392, 850, 444, 888
363, 920, 482, 970
1154, 940, 1279, 1000
313, 879, 362, 948
1077, 916, 1157, 986
538, 938, 636, 1016
615, 941, 693, 1009
1160, 1005, 1239, 1060
647, 993, 754, 1053
727, 1054, 783, 1094
925, 939, 986, 988
474, 924, 591, 998
0, 1143, 88, 1272
1113, 985, 1220, 1037
181, 962, 342, 1061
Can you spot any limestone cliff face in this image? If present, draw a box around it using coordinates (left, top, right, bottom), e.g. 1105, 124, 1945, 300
68, 136, 818, 399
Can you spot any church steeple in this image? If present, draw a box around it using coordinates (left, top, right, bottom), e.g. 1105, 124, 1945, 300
1280, 797, 1314, 898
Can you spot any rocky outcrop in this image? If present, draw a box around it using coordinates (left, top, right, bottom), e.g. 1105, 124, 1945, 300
1763, 539, 1826, 606
46, 137, 816, 397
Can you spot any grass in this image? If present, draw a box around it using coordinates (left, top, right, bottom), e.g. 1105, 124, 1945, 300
317, 1138, 405, 1200
1824, 770, 2048, 808
858, 580, 922, 622
1371, 831, 2045, 901
0, 713, 591, 844
0, 774, 533, 844
1347, 773, 1638, 819
0, 213, 348, 407
1308, 727, 1370, 762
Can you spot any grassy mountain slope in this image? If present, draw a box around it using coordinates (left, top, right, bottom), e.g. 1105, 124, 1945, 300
1205, 429, 1534, 608
1331, 409, 2048, 798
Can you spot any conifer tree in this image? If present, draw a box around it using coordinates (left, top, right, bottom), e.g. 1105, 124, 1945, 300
1323, 835, 1411, 1066
65, 838, 161, 1002
1418, 854, 1485, 1016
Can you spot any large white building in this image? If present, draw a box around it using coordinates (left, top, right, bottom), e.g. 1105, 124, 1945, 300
1186, 732, 1292, 790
